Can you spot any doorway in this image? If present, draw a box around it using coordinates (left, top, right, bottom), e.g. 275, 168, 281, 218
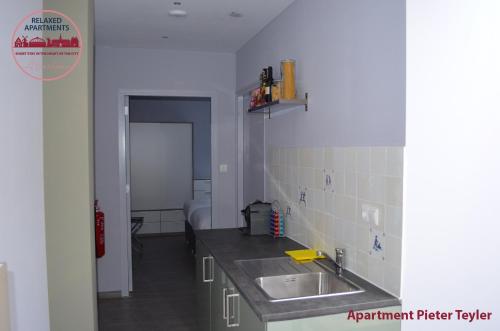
114, 90, 218, 296
126, 95, 213, 291
98, 93, 214, 330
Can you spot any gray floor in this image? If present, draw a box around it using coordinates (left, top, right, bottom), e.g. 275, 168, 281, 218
98, 234, 197, 331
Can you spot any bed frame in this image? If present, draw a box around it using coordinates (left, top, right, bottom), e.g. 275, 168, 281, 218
185, 220, 196, 254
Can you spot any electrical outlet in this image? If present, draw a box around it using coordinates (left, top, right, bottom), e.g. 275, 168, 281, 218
361, 203, 380, 226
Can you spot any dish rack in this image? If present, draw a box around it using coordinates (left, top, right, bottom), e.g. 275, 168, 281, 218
270, 200, 285, 238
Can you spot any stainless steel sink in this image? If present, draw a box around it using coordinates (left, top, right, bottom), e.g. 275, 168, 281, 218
235, 257, 364, 302
255, 271, 363, 302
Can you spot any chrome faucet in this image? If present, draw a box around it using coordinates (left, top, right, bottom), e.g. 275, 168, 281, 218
335, 248, 345, 276
316, 248, 345, 276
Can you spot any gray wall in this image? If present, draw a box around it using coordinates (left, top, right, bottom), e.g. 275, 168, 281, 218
130, 97, 211, 180
237, 0, 405, 147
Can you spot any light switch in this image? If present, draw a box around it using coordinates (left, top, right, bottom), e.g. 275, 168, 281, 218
219, 164, 228, 173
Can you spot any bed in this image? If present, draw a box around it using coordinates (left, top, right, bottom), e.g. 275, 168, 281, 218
184, 199, 211, 254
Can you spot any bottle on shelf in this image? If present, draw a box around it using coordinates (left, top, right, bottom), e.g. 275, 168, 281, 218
265, 66, 273, 103
281, 59, 296, 100
261, 68, 268, 106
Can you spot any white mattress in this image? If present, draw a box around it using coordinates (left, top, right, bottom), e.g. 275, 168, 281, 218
183, 199, 210, 220
190, 206, 211, 230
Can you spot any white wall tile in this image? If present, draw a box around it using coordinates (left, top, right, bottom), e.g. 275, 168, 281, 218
383, 263, 401, 296
323, 191, 335, 215
356, 147, 370, 174
334, 195, 356, 222
313, 147, 325, 169
332, 148, 345, 173
345, 171, 357, 197
356, 224, 370, 254
385, 205, 403, 238
344, 149, 356, 172
269, 145, 403, 297
332, 170, 345, 195
299, 148, 314, 168
386, 147, 404, 177
313, 169, 324, 190
370, 147, 387, 175
342, 221, 356, 247
355, 251, 369, 278
324, 147, 335, 169
384, 234, 402, 267
367, 255, 385, 288
385, 177, 403, 206
288, 148, 298, 167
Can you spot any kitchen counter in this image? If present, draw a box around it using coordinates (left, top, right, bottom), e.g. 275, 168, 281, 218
195, 229, 400, 322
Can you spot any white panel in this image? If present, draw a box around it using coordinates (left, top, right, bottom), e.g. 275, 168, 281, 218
130, 123, 193, 210
194, 180, 211, 192
194, 191, 212, 201
136, 222, 161, 235
131, 211, 161, 223
160, 210, 185, 223
0, 264, 9, 331
161, 221, 185, 233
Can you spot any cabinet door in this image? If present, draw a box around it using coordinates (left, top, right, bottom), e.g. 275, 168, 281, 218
222, 278, 266, 331
196, 240, 213, 331
211, 259, 229, 331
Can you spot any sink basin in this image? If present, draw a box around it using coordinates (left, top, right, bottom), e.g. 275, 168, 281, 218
235, 257, 364, 302
255, 272, 363, 302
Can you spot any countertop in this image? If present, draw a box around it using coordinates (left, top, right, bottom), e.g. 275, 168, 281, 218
195, 229, 400, 322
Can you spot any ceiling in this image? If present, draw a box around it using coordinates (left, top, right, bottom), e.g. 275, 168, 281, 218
95, 0, 296, 52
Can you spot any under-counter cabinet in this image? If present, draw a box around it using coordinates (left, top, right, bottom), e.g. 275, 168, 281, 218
196, 240, 213, 330
197, 240, 265, 331
196, 239, 400, 331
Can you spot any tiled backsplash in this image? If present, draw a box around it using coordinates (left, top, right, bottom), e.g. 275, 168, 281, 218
266, 146, 404, 296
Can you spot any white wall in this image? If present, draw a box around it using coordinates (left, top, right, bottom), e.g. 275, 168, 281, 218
403, 1, 500, 330
0, 2, 50, 331
95, 46, 237, 292
237, 0, 405, 147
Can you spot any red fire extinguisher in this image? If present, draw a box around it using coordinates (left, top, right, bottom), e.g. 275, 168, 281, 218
95, 200, 105, 258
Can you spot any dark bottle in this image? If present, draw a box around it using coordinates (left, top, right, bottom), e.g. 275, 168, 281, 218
261, 68, 268, 104
265, 66, 273, 103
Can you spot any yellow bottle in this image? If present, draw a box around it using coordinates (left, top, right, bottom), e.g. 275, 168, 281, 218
281, 59, 296, 100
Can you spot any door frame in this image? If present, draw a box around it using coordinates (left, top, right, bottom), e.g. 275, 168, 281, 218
118, 89, 218, 296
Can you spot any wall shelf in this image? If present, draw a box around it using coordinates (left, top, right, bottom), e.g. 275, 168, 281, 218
248, 93, 308, 119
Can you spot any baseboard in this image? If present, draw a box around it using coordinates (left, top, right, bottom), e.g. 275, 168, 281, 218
136, 232, 184, 238
97, 291, 122, 299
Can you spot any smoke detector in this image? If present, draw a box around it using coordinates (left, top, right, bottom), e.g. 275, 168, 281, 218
169, 9, 187, 17
229, 11, 243, 18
